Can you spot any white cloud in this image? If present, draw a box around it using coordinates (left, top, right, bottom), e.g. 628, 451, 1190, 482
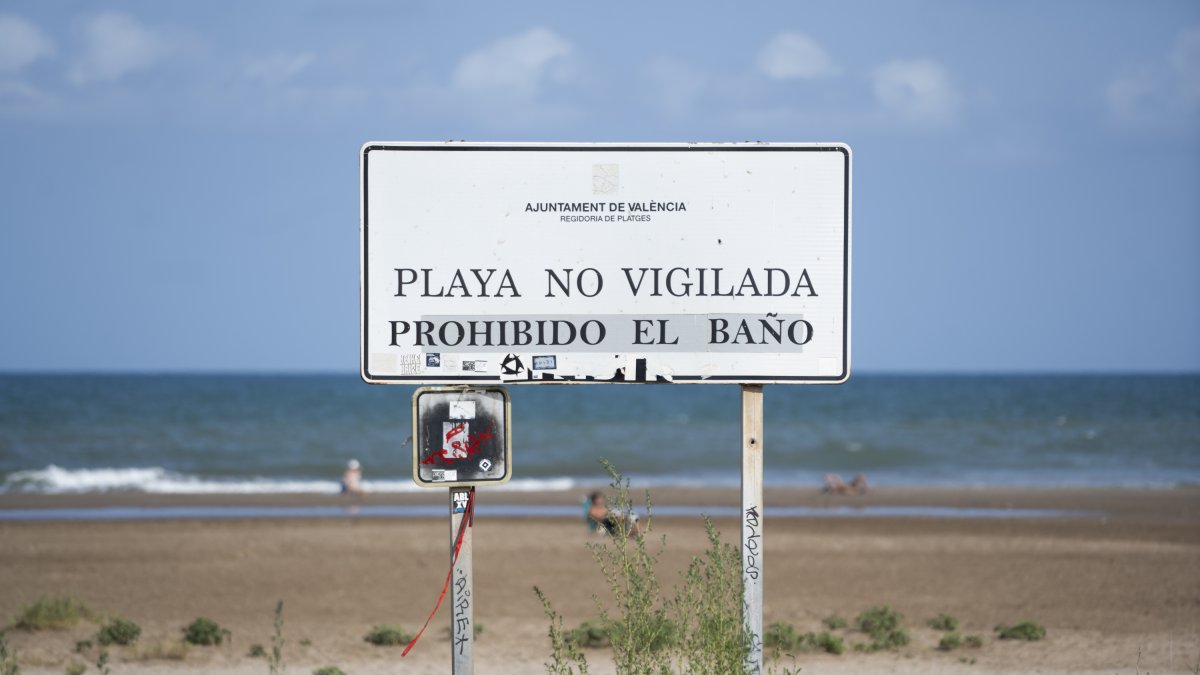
244, 52, 316, 86
757, 32, 837, 80
452, 27, 572, 100
871, 59, 960, 126
1105, 24, 1200, 127
642, 57, 706, 115
0, 14, 54, 72
69, 12, 166, 84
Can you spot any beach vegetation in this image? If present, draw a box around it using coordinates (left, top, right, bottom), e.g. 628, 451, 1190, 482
584, 459, 674, 674
182, 617, 230, 646
14, 595, 96, 631
64, 662, 86, 675
669, 515, 748, 673
763, 623, 844, 656
854, 605, 909, 651
563, 621, 611, 649
822, 614, 847, 630
249, 643, 266, 657
937, 632, 962, 651
928, 613, 958, 632
995, 620, 1045, 641
964, 634, 984, 648
94, 651, 110, 675
362, 625, 412, 647
534, 586, 590, 675
537, 461, 753, 674
312, 667, 346, 675
0, 632, 18, 675
74, 641, 92, 654
96, 616, 140, 646
268, 600, 285, 675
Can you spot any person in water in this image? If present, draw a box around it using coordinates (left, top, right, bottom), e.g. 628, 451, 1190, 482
341, 459, 365, 494
822, 473, 868, 495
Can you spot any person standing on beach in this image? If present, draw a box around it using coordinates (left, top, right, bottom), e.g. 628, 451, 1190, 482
341, 459, 365, 494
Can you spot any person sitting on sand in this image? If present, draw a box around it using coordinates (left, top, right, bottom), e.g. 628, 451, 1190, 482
341, 459, 365, 495
585, 491, 641, 537
823, 473, 868, 495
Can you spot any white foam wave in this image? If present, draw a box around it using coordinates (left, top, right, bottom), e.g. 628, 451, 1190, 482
0, 465, 578, 495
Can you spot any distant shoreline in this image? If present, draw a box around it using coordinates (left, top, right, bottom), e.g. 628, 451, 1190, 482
2, 485, 1195, 525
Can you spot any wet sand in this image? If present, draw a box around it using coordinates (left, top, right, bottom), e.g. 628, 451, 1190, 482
1, 486, 1198, 674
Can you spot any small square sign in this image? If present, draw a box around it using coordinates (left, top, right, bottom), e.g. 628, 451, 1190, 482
412, 387, 511, 488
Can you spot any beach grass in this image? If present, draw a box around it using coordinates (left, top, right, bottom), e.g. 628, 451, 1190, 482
96, 616, 140, 646
362, 624, 412, 646
182, 617, 230, 646
995, 620, 1046, 641
13, 595, 95, 631
854, 605, 909, 652
928, 613, 959, 632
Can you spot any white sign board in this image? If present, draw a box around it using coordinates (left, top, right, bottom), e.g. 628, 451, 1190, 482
361, 143, 851, 384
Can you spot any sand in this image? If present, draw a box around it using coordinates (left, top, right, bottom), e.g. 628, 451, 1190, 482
1, 486, 1198, 674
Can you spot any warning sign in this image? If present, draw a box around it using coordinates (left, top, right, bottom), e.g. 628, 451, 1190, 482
361, 142, 852, 385
412, 387, 511, 488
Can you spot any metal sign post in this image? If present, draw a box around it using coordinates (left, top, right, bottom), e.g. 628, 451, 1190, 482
450, 487, 475, 674
741, 384, 764, 674
401, 389, 507, 670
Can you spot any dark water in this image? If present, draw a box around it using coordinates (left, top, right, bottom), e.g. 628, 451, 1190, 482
1, 374, 1197, 493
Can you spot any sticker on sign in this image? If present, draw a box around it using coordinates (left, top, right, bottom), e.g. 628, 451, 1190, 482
361, 142, 851, 385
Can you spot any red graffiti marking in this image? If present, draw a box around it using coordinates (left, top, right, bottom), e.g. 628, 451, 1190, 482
422, 425, 496, 466
445, 423, 466, 441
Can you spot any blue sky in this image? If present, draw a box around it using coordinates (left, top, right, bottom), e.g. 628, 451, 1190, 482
0, 1, 1197, 373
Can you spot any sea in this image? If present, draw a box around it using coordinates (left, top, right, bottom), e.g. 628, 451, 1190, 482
1, 374, 1197, 496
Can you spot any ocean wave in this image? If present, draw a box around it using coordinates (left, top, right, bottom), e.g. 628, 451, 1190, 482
0, 465, 579, 495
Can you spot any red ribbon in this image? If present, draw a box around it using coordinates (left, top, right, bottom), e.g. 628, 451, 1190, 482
402, 488, 475, 657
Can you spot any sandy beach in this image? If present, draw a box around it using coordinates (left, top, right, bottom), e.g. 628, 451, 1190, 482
1, 486, 1198, 674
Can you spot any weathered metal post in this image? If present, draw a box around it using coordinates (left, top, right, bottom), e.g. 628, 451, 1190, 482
450, 486, 474, 674
741, 384, 764, 673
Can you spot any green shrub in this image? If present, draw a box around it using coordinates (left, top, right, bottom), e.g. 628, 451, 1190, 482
74, 640, 92, 653
764, 623, 844, 656
995, 621, 1045, 641
855, 605, 909, 651
928, 613, 959, 632
937, 632, 963, 651
534, 586, 590, 675
312, 667, 346, 675
1, 632, 18, 675
65, 662, 86, 675
564, 621, 611, 649
362, 625, 412, 647
823, 614, 848, 630
248, 644, 266, 658
537, 462, 756, 674
764, 622, 800, 651
15, 595, 95, 631
964, 634, 984, 648
97, 617, 140, 646
182, 618, 230, 646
